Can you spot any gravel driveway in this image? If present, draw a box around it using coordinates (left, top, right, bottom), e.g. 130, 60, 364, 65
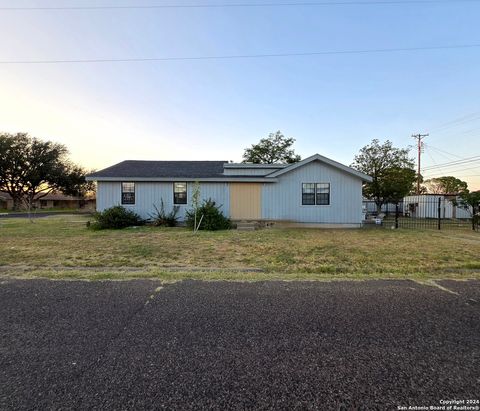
0, 279, 479, 410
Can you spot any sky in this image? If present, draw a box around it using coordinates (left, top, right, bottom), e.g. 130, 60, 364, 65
0, 0, 479, 190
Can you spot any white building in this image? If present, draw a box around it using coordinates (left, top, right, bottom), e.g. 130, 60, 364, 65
403, 195, 472, 219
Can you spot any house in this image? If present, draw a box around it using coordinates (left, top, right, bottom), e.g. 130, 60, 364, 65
0, 192, 96, 211
403, 194, 472, 219
86, 154, 373, 227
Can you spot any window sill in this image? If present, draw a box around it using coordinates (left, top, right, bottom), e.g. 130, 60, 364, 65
300, 204, 332, 207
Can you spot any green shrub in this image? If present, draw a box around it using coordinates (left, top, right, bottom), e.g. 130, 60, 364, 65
90, 206, 143, 230
473, 214, 480, 231
149, 200, 180, 227
185, 198, 231, 231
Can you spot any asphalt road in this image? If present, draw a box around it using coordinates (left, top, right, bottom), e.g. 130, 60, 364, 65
0, 279, 479, 410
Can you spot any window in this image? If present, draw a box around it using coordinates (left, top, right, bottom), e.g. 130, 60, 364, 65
121, 182, 135, 205
174, 182, 187, 205
316, 183, 330, 205
302, 183, 330, 206
40, 200, 48, 208
302, 183, 316, 205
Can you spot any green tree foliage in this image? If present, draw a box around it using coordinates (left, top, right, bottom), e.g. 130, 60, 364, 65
351, 139, 416, 213
423, 176, 468, 194
456, 191, 480, 231
0, 132, 90, 210
90, 206, 143, 230
242, 131, 301, 164
185, 199, 231, 231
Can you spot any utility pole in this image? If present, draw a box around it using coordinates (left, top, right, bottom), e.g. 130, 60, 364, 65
412, 133, 429, 194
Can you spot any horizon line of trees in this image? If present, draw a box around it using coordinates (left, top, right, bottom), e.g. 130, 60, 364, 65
2, 131, 478, 220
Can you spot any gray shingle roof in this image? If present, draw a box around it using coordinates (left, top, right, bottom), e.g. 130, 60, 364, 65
88, 160, 227, 179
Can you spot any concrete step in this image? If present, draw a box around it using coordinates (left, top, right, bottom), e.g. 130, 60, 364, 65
236, 221, 258, 231
234, 220, 265, 231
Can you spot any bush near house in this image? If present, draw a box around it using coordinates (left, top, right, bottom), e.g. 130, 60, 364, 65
185, 199, 231, 231
90, 206, 143, 230
149, 200, 180, 227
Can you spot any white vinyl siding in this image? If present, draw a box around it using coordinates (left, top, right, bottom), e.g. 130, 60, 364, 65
96, 181, 229, 220
262, 160, 363, 224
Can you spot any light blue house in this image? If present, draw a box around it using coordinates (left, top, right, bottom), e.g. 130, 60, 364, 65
87, 154, 372, 227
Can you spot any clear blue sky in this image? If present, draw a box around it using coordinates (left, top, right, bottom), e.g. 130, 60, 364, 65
1, 0, 479, 189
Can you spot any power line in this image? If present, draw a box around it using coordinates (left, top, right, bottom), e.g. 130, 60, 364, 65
423, 155, 480, 171
425, 147, 437, 165
2, 0, 480, 10
424, 164, 480, 177
1, 43, 480, 65
435, 127, 480, 138
421, 152, 454, 178
423, 165, 480, 176
432, 121, 480, 135
423, 159, 480, 172
424, 156, 480, 170
428, 111, 480, 132
424, 144, 463, 160
420, 145, 478, 178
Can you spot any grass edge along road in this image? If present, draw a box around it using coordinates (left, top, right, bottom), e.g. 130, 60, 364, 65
0, 215, 479, 281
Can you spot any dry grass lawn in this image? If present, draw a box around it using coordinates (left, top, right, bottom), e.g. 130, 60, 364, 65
0, 215, 479, 281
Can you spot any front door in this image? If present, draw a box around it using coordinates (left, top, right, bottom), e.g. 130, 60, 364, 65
229, 183, 261, 220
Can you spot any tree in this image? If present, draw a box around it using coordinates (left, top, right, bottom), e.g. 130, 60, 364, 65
191, 181, 201, 232
0, 132, 90, 210
242, 131, 301, 164
456, 191, 480, 231
351, 139, 416, 213
423, 176, 468, 194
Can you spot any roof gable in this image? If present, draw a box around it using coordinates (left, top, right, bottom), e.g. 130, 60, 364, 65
266, 154, 373, 182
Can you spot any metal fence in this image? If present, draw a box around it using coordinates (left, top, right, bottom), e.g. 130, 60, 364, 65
363, 200, 402, 216
365, 196, 476, 231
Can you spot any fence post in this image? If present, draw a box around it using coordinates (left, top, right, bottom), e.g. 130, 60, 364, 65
395, 203, 399, 229
437, 197, 441, 230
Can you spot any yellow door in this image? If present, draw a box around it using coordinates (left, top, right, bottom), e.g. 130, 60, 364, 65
230, 183, 262, 220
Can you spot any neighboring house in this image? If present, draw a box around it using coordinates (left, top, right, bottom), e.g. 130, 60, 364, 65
0, 192, 96, 211
403, 194, 472, 219
87, 154, 372, 227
